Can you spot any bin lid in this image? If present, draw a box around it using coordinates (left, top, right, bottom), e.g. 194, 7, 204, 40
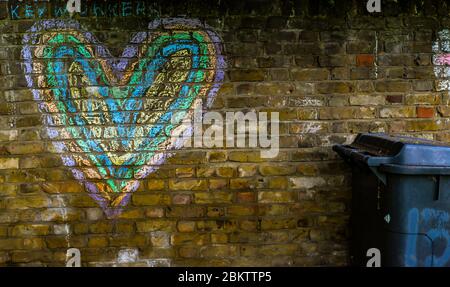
333, 133, 450, 167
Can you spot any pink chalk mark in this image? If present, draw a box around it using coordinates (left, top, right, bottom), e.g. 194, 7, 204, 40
435, 53, 450, 65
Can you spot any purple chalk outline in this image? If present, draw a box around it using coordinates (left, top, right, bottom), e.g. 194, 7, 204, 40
22, 18, 226, 218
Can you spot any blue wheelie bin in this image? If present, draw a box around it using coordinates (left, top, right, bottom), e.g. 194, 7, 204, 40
333, 133, 450, 267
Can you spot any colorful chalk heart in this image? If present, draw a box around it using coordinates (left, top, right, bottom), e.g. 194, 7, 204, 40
22, 19, 226, 217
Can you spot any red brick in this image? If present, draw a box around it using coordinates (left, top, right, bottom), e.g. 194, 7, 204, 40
236, 192, 256, 203
356, 54, 375, 67
416, 107, 435, 118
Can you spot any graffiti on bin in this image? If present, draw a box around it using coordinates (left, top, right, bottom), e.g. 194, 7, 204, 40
405, 208, 450, 266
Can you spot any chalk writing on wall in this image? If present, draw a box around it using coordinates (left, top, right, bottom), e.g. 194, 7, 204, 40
21, 18, 226, 217
405, 208, 450, 267
433, 29, 450, 93
9, 0, 160, 19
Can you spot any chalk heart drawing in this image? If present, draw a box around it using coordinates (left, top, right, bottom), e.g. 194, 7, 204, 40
22, 19, 226, 218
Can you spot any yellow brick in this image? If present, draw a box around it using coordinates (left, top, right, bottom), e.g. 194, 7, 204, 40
209, 179, 228, 189
268, 177, 288, 189
0, 238, 23, 250
146, 179, 165, 191
208, 151, 227, 162
136, 220, 175, 232
211, 233, 228, 244
89, 222, 114, 234
238, 165, 257, 177
109, 235, 146, 247
230, 178, 257, 189
194, 192, 233, 204
171, 233, 210, 246
196, 220, 238, 232
175, 167, 195, 178
199, 245, 239, 257
227, 206, 257, 216
11, 224, 50, 236
0, 158, 19, 169
216, 167, 236, 178
6, 196, 51, 209
23, 238, 45, 250
258, 191, 297, 203
177, 221, 196, 233
261, 218, 297, 230
169, 179, 208, 191
132, 194, 171, 206
88, 236, 109, 248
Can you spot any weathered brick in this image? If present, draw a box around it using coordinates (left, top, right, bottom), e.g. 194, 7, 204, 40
238, 165, 257, 177
211, 233, 229, 244
40, 208, 83, 222
259, 165, 296, 176
175, 167, 195, 178
386, 95, 403, 104
116, 209, 143, 220
230, 178, 257, 189
0, 158, 19, 169
227, 206, 257, 216
177, 221, 196, 233
136, 220, 175, 232
166, 206, 205, 218
178, 246, 199, 258
229, 69, 266, 82
216, 167, 236, 178
375, 81, 411, 92
89, 222, 114, 234
109, 235, 146, 247
356, 54, 374, 67
194, 192, 233, 204
197, 220, 238, 232
258, 191, 296, 203
11, 224, 50, 236
6, 196, 51, 209
169, 179, 208, 191
207, 151, 227, 163
207, 207, 225, 217
380, 107, 416, 118
236, 192, 256, 203
261, 218, 297, 231
317, 82, 353, 94
0, 184, 17, 196
88, 236, 109, 248
172, 194, 191, 205
349, 95, 385, 106
416, 107, 435, 118
209, 179, 228, 189
200, 245, 239, 257
171, 233, 210, 246
240, 244, 298, 256
405, 94, 440, 105
290, 177, 326, 189
132, 194, 171, 206
406, 120, 445, 132
291, 69, 329, 81
146, 180, 165, 191
0, 238, 23, 250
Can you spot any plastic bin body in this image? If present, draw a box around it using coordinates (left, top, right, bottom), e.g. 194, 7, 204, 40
334, 133, 450, 267
381, 170, 450, 267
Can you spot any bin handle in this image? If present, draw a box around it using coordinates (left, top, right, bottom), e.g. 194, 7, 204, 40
333, 145, 393, 166
333, 145, 390, 184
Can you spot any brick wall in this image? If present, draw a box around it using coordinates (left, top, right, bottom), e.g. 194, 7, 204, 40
1, 0, 450, 266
